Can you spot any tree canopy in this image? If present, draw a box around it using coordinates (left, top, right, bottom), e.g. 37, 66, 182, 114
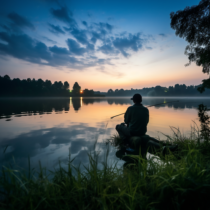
170, 0, 210, 92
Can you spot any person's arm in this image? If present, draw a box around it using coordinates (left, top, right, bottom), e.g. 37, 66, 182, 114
124, 107, 130, 126
147, 109, 149, 124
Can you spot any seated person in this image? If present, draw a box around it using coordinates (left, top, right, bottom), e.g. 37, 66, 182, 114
116, 94, 177, 159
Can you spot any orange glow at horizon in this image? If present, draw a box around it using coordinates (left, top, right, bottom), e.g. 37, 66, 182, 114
3, 49, 207, 92
1, 98, 199, 141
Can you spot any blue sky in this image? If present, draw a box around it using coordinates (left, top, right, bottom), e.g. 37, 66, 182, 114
0, 0, 206, 91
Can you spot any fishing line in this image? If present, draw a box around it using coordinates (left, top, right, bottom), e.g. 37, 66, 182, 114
110, 100, 179, 119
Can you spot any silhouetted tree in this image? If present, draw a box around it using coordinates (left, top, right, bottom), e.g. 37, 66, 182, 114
83, 89, 94, 96
72, 82, 81, 95
0, 75, 71, 97
64, 81, 69, 90
107, 89, 114, 96
170, 0, 210, 93
154, 86, 164, 95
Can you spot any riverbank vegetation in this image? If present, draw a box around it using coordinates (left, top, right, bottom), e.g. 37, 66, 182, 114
1, 118, 210, 209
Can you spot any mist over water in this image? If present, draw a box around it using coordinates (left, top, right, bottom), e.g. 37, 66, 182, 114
0, 97, 210, 172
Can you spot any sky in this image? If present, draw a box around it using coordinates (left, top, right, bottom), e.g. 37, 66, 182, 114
0, 0, 207, 91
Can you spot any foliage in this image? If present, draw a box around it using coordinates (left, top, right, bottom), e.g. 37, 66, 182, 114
198, 104, 210, 140
72, 82, 81, 95
0, 75, 70, 97
106, 84, 210, 96
0, 75, 101, 97
2, 127, 210, 209
170, 0, 210, 92
106, 134, 124, 150
0, 147, 209, 209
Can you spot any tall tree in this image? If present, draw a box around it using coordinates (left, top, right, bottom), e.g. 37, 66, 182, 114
170, 0, 210, 92
107, 89, 114, 95
64, 81, 69, 90
73, 82, 81, 95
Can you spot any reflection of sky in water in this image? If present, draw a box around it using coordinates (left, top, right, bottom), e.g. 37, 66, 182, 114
0, 97, 210, 172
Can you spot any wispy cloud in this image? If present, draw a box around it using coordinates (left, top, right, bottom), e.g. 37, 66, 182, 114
7, 12, 35, 30
50, 7, 77, 28
0, 5, 156, 74
48, 23, 65, 35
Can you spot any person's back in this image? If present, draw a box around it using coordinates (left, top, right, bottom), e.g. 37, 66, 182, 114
115, 93, 178, 163
115, 93, 149, 141
124, 103, 149, 136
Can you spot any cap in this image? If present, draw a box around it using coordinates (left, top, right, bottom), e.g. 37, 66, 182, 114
131, 93, 142, 102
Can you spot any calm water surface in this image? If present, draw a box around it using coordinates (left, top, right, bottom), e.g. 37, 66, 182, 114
0, 97, 210, 172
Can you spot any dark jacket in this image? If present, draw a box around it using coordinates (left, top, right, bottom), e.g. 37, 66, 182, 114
124, 103, 149, 136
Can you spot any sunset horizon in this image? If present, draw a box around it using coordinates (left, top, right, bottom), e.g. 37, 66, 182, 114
0, 0, 207, 92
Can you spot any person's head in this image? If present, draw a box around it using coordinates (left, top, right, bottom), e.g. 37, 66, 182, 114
131, 93, 142, 104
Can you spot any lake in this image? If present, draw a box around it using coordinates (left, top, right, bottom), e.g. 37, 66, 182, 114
0, 97, 210, 172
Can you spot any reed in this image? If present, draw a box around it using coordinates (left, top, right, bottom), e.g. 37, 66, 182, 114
1, 128, 210, 210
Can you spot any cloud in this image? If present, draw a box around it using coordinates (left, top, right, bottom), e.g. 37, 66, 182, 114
71, 28, 89, 45
0, 32, 81, 68
7, 12, 35, 30
96, 66, 124, 78
98, 44, 119, 55
88, 22, 114, 44
113, 33, 145, 57
90, 31, 102, 43
64, 27, 89, 45
0, 123, 111, 166
159, 33, 167, 37
49, 45, 69, 54
0, 31, 109, 70
0, 25, 11, 32
82, 21, 88, 27
0, 4, 154, 73
146, 47, 152, 50
0, 32, 50, 62
50, 7, 77, 28
93, 22, 114, 32
48, 23, 65, 35
66, 38, 86, 55
42, 36, 57, 44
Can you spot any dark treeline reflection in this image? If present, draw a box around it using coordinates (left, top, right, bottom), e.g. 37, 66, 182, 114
72, 98, 81, 111
0, 98, 70, 119
1, 97, 210, 119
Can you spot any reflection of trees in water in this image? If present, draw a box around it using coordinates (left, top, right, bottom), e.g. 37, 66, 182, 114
82, 98, 107, 105
72, 98, 81, 111
1, 97, 210, 119
0, 98, 70, 118
107, 99, 131, 105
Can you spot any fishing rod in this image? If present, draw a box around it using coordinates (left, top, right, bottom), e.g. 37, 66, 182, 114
110, 100, 179, 119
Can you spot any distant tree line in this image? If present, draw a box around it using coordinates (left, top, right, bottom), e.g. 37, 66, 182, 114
0, 75, 99, 97
107, 84, 210, 96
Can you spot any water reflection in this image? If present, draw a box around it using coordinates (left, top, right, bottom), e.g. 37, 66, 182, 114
1, 97, 210, 119
0, 122, 114, 172
72, 97, 81, 111
0, 97, 210, 173
0, 98, 70, 119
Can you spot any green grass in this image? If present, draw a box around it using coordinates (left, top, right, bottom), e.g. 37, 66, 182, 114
1, 128, 210, 210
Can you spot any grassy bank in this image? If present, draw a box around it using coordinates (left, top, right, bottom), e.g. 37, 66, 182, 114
1, 129, 210, 210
